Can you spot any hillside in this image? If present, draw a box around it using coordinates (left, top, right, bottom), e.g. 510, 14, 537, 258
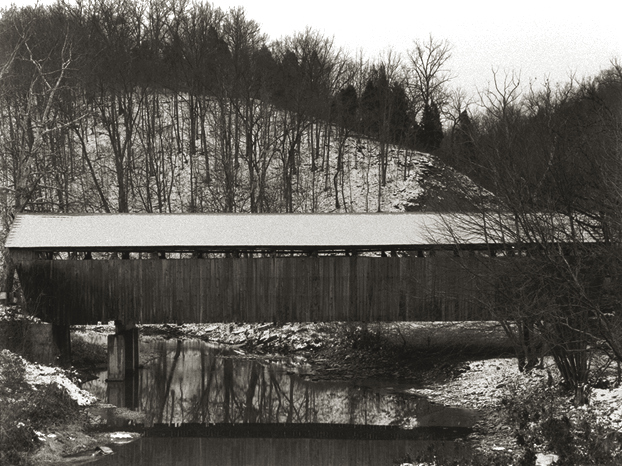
308, 137, 487, 213
75, 108, 487, 216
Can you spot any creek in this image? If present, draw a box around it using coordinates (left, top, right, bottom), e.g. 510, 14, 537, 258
79, 337, 477, 465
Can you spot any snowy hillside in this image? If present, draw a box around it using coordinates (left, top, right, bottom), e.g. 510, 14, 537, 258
73, 95, 487, 215
287, 133, 489, 214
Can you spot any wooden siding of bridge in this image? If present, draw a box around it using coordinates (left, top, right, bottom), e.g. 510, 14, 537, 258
16, 256, 492, 325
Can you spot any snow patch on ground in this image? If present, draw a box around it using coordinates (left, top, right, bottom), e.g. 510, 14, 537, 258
21, 357, 97, 407
590, 387, 622, 429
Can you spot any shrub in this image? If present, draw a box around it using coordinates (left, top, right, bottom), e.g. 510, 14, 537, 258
0, 350, 81, 465
501, 375, 622, 465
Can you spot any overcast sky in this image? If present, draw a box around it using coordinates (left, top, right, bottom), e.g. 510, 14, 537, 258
218, 0, 620, 99
7, 0, 621, 100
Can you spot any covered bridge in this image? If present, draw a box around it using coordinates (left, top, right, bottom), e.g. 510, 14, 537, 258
6, 212, 496, 326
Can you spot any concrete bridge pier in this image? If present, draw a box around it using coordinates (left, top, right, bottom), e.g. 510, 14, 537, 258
107, 321, 139, 381
52, 324, 72, 367
107, 374, 140, 409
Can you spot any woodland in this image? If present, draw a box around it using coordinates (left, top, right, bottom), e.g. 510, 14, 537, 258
2, 0, 622, 406
0, 0, 446, 219
4, 3, 622, 464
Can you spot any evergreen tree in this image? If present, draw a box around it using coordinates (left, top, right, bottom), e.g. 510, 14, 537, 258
389, 82, 413, 146
334, 84, 358, 131
360, 73, 381, 136
419, 101, 443, 151
451, 109, 476, 171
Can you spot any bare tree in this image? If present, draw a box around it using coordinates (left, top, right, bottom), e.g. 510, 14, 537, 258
0, 4, 88, 297
406, 35, 453, 113
449, 66, 622, 404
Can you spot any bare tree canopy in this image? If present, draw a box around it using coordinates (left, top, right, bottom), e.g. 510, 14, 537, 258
406, 35, 453, 111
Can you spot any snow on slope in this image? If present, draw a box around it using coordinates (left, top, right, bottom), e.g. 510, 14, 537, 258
80, 101, 488, 214
296, 134, 489, 213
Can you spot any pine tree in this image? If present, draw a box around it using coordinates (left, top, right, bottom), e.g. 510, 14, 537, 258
334, 84, 358, 131
419, 101, 443, 151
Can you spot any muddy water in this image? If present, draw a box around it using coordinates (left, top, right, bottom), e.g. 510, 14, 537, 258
81, 338, 476, 465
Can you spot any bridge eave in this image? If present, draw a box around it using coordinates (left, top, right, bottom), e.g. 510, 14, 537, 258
7, 243, 505, 257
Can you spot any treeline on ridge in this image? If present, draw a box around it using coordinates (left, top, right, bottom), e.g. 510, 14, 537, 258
0, 0, 443, 217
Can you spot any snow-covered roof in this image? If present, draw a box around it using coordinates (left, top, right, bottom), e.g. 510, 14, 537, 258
5, 212, 485, 252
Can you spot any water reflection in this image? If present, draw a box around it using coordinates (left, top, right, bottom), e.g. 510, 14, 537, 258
83, 338, 476, 429
82, 437, 472, 466
79, 339, 477, 465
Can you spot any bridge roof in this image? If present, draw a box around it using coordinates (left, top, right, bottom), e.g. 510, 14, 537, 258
5, 212, 489, 253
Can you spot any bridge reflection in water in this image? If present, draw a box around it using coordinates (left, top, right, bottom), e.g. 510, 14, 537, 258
82, 338, 476, 464
88, 437, 471, 465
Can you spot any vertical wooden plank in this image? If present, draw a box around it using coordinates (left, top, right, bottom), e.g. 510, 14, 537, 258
186, 258, 193, 323
187, 259, 194, 323
253, 257, 259, 322
131, 260, 138, 324
289, 257, 304, 322
123, 260, 129, 323
222, 257, 230, 322
209, 259, 216, 322
369, 257, 378, 322
103, 260, 111, 323
213, 257, 221, 323
335, 257, 342, 321
119, 259, 125, 323
331, 256, 337, 321
266, 256, 272, 321
320, 256, 333, 322
371, 257, 378, 322
275, 257, 282, 322
319, 257, 327, 321
291, 257, 299, 322
91, 260, 99, 323
307, 257, 316, 322
141, 259, 149, 324
326, 257, 333, 321
160, 259, 169, 323
229, 258, 237, 322
175, 258, 182, 323
174, 258, 182, 324
246, 257, 253, 322
280, 256, 286, 322
378, 257, 386, 321
356, 257, 363, 321
209, 257, 216, 323
114, 260, 121, 323
152, 258, 158, 324
197, 259, 204, 323
223, 257, 230, 322
407, 257, 415, 321
225, 257, 232, 322
91, 259, 106, 324
178, 258, 185, 324
392, 256, 400, 321
385, 257, 392, 322
335, 257, 343, 321
284, 257, 292, 322
87, 260, 94, 324
124, 260, 131, 323
242, 257, 249, 322
292, 257, 298, 322
193, 258, 199, 323
348, 256, 356, 322
153, 258, 160, 324
238, 257, 245, 322
228, 257, 235, 323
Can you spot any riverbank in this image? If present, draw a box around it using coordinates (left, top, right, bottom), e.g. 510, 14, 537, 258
3, 321, 622, 464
